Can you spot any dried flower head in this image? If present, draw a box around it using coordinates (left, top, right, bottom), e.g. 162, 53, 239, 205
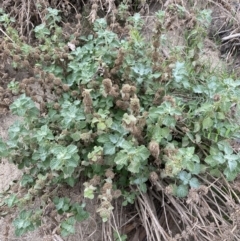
122, 92, 130, 101
53, 103, 60, 110
102, 182, 113, 194
198, 185, 208, 196
105, 169, 115, 179
22, 60, 30, 67
29, 77, 35, 84
112, 189, 122, 199
110, 67, 118, 75
31, 96, 38, 103
149, 171, 159, 183
62, 84, 70, 92
82, 89, 93, 114
165, 185, 174, 194
17, 82, 25, 92
148, 140, 160, 160
130, 95, 140, 115
116, 100, 129, 110
53, 78, 62, 86
213, 94, 221, 102
163, 95, 175, 107
130, 86, 137, 93
89, 175, 101, 186
92, 3, 98, 10
80, 132, 92, 142
55, 88, 63, 95
152, 51, 159, 62
153, 39, 160, 49
109, 86, 119, 98
102, 78, 112, 95
71, 90, 78, 97
122, 84, 131, 93
40, 102, 46, 112
75, 13, 81, 19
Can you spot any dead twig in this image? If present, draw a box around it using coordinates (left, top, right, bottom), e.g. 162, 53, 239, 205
222, 33, 240, 41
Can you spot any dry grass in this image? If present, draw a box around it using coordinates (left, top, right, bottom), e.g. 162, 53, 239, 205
134, 174, 240, 241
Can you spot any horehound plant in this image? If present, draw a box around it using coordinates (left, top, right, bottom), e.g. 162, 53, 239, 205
1, 1, 240, 240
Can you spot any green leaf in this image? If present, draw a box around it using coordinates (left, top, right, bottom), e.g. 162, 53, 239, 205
193, 122, 201, 132
195, 134, 201, 143
118, 139, 133, 150
0, 138, 9, 157
54, 197, 70, 212
128, 159, 141, 173
228, 159, 237, 172
103, 142, 116, 155
212, 153, 225, 164
190, 154, 199, 163
109, 134, 120, 144
65, 177, 76, 187
63, 166, 75, 178
139, 183, 147, 193
182, 135, 189, 147
132, 177, 148, 185
173, 62, 188, 83
189, 177, 200, 188
70, 132, 81, 141
5, 194, 18, 207
162, 115, 176, 128
224, 167, 238, 181
97, 122, 107, 131
84, 185, 96, 199
137, 145, 150, 161
217, 112, 225, 120
10, 94, 39, 117
122, 113, 137, 125
179, 147, 194, 159
20, 174, 34, 186
210, 168, 221, 177
34, 23, 50, 38
111, 122, 128, 135
152, 125, 162, 143
152, 125, 170, 142
217, 141, 233, 155
195, 103, 213, 115
178, 171, 191, 185
114, 232, 128, 241
61, 217, 76, 237
73, 204, 89, 222
190, 163, 201, 175
204, 155, 218, 167
13, 210, 34, 236
35, 125, 54, 142
114, 151, 129, 169
98, 134, 110, 143
176, 184, 189, 198
67, 145, 78, 155
193, 85, 204, 93
8, 121, 22, 139
50, 158, 62, 170
32, 147, 49, 161
202, 117, 213, 130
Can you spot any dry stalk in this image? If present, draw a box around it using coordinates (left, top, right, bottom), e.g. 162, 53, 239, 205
133, 173, 240, 241
136, 186, 171, 241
